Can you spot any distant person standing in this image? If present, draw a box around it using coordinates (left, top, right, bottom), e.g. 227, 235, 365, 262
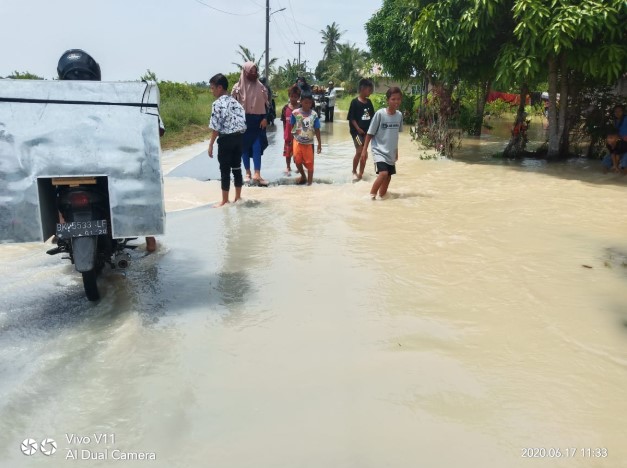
207, 73, 247, 206
612, 104, 627, 140
361, 87, 403, 200
232, 62, 269, 186
291, 92, 322, 185
260, 76, 276, 126
296, 76, 310, 93
325, 81, 336, 122
348, 78, 375, 180
600, 104, 627, 172
601, 131, 627, 173
280, 84, 301, 176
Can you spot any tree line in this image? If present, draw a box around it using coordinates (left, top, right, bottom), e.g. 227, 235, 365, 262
366, 0, 627, 159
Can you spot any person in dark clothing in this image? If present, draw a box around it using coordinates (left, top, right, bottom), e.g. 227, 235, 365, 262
208, 73, 247, 206
347, 78, 375, 180
602, 130, 627, 173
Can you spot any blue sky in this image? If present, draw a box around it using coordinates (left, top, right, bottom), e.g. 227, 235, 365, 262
1, 0, 383, 82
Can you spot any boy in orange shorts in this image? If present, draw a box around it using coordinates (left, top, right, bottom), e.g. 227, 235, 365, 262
290, 92, 321, 185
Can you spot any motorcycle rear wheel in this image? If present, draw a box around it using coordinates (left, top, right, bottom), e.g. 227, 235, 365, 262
82, 270, 100, 301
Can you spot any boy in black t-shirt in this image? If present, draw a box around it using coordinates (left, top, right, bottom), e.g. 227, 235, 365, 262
347, 79, 375, 180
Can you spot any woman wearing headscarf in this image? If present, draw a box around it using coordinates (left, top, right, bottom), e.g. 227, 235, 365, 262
232, 62, 270, 186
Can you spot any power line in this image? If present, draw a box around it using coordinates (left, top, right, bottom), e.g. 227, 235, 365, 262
272, 21, 295, 58
276, 1, 299, 41
293, 19, 319, 33
275, 0, 298, 39
192, 0, 262, 16
287, 0, 302, 37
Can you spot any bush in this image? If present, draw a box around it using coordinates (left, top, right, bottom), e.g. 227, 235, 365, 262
456, 106, 483, 135
371, 92, 418, 124
525, 102, 545, 117
6, 70, 44, 80
412, 94, 462, 157
371, 93, 386, 110
484, 98, 512, 118
159, 82, 213, 133
158, 81, 198, 102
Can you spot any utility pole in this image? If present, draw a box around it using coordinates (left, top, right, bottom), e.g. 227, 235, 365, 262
294, 41, 305, 67
265, 0, 270, 79
265, 0, 285, 79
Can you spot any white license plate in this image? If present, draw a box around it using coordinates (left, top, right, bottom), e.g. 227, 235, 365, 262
56, 220, 108, 239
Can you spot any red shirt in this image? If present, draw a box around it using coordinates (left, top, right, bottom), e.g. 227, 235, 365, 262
282, 104, 297, 142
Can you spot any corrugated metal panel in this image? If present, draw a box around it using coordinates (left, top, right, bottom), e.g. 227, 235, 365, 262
0, 79, 165, 242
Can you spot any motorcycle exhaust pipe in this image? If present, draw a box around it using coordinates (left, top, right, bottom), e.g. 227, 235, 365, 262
113, 252, 131, 269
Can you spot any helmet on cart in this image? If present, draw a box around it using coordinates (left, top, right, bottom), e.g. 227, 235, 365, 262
57, 49, 101, 81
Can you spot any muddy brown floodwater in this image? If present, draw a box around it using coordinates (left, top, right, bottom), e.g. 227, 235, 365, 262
1, 116, 626, 468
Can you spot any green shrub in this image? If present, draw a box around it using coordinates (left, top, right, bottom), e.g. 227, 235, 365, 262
225, 72, 241, 91
525, 102, 545, 117
371, 92, 417, 124
484, 98, 512, 118
6, 70, 44, 79
159, 83, 213, 133
456, 106, 483, 135
158, 81, 197, 102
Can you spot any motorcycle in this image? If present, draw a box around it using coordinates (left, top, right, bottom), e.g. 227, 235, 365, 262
47, 176, 136, 301
312, 93, 325, 116
1, 52, 165, 302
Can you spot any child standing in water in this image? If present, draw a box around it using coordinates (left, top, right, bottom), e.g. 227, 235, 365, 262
290, 92, 321, 185
208, 73, 247, 206
361, 87, 403, 199
348, 78, 375, 180
280, 84, 300, 176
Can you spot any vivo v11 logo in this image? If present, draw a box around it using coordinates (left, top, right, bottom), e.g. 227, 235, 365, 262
66, 433, 116, 445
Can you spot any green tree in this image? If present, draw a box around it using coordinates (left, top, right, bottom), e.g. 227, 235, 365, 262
505, 0, 627, 158
327, 43, 369, 92
232, 45, 277, 77
320, 22, 344, 60
270, 59, 311, 90
369, 0, 627, 157
366, 0, 424, 79
409, 0, 516, 135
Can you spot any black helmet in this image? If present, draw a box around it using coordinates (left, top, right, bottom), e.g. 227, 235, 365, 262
57, 49, 101, 81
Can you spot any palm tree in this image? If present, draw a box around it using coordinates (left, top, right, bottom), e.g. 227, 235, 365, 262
320, 22, 344, 60
328, 43, 369, 92
231, 45, 278, 77
271, 59, 311, 89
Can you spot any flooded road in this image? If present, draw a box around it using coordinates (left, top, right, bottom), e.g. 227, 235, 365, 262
1, 117, 626, 467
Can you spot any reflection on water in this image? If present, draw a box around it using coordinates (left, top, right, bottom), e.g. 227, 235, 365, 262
0, 116, 626, 467
456, 115, 548, 161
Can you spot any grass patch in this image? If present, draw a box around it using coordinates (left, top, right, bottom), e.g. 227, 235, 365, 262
157, 83, 214, 149
161, 89, 213, 133
336, 93, 354, 111
161, 124, 210, 151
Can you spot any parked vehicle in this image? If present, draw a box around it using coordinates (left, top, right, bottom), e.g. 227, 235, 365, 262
312, 85, 327, 116
0, 50, 165, 301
